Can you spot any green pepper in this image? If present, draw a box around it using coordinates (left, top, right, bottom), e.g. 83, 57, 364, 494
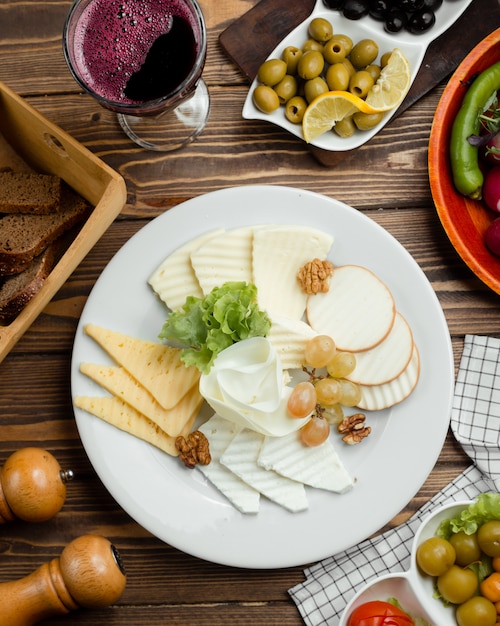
450, 61, 500, 200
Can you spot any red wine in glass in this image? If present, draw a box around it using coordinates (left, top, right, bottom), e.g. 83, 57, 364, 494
63, 0, 209, 151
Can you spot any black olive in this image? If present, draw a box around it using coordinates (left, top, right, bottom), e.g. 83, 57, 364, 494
384, 8, 407, 33
422, 0, 442, 9
407, 9, 436, 33
368, 0, 390, 20
396, 0, 425, 10
322, 0, 346, 8
342, 0, 370, 20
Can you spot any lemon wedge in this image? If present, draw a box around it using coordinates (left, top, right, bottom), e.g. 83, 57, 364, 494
365, 48, 411, 112
302, 91, 379, 143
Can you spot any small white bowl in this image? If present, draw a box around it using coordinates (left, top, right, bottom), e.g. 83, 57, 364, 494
339, 500, 475, 625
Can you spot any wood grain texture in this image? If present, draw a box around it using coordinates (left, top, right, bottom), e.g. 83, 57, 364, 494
0, 0, 495, 623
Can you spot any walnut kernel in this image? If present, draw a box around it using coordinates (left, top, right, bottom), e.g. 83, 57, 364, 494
338, 413, 371, 445
297, 258, 334, 295
175, 430, 211, 468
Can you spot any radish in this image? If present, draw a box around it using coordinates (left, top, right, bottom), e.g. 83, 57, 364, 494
483, 165, 500, 212
485, 217, 500, 256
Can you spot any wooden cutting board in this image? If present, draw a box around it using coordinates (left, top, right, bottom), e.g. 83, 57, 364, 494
220, 0, 500, 166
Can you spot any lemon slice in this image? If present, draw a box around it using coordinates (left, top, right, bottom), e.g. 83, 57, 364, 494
302, 91, 379, 143
365, 48, 411, 112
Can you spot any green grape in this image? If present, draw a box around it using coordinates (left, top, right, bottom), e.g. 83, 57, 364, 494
326, 351, 356, 378
300, 416, 330, 446
304, 335, 336, 368
339, 379, 362, 407
322, 403, 344, 425
315, 377, 343, 406
287, 381, 317, 418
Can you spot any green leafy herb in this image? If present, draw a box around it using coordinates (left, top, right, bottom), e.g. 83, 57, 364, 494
159, 281, 271, 374
437, 492, 500, 538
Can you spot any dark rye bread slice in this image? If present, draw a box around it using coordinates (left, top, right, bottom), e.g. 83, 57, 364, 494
0, 244, 57, 324
0, 184, 91, 275
0, 172, 62, 214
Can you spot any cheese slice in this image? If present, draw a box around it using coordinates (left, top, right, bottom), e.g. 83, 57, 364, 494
258, 432, 354, 493
84, 324, 200, 410
197, 414, 260, 514
73, 395, 195, 456
357, 345, 420, 411
221, 429, 308, 513
266, 313, 317, 370
80, 362, 203, 437
345, 311, 414, 386
148, 229, 225, 311
306, 264, 395, 352
252, 225, 333, 320
190, 226, 258, 295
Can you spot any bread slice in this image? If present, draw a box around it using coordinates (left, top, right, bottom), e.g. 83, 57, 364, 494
0, 172, 62, 214
0, 244, 56, 324
0, 184, 91, 275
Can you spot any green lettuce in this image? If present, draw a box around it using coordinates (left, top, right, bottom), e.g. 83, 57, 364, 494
437, 492, 500, 539
159, 281, 271, 374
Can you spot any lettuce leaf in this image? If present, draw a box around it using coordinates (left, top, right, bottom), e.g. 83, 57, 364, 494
159, 282, 271, 374
437, 492, 500, 539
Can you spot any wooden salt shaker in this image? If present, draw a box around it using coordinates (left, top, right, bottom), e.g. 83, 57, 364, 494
0, 534, 127, 624
0, 447, 73, 523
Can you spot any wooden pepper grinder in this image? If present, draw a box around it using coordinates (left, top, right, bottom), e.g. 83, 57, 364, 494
0, 534, 127, 624
0, 447, 74, 523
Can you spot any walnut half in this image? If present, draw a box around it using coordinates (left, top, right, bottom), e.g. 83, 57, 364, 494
338, 413, 371, 445
297, 258, 334, 295
175, 430, 211, 468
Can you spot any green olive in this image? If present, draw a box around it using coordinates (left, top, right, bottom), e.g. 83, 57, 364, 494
304, 77, 328, 104
353, 111, 384, 131
308, 17, 333, 43
365, 64, 381, 82
416, 537, 456, 577
349, 70, 375, 99
257, 58, 287, 86
340, 58, 356, 79
323, 39, 347, 65
297, 50, 325, 80
302, 38, 324, 53
273, 74, 298, 104
333, 115, 355, 138
282, 46, 303, 75
350, 38, 379, 69
449, 531, 482, 567
326, 63, 350, 91
380, 51, 392, 68
285, 96, 307, 124
478, 520, 500, 557
437, 565, 478, 604
252, 85, 280, 113
456, 596, 497, 626
330, 34, 353, 56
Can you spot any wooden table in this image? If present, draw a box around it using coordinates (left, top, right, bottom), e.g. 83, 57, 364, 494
0, 0, 490, 623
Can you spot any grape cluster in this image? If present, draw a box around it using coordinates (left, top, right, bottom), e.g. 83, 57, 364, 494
323, 0, 451, 35
287, 334, 363, 446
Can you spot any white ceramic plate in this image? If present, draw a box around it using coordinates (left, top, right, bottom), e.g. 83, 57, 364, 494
242, 0, 474, 151
71, 185, 453, 569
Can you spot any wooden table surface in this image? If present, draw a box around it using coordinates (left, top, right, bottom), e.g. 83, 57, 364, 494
0, 0, 492, 624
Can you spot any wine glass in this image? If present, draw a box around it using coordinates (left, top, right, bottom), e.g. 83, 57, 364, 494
63, 0, 209, 151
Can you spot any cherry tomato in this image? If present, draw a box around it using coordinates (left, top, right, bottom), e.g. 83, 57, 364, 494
347, 600, 415, 626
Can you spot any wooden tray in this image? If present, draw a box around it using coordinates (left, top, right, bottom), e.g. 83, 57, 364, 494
220, 0, 500, 165
0, 80, 127, 363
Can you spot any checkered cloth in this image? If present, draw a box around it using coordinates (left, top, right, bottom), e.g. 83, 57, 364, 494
289, 334, 500, 625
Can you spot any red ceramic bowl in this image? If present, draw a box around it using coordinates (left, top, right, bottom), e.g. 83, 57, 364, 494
429, 28, 500, 293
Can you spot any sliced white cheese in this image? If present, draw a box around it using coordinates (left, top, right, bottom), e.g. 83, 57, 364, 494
197, 414, 260, 514
345, 311, 414, 386
258, 432, 354, 493
357, 345, 420, 411
221, 429, 308, 513
190, 226, 258, 295
306, 264, 395, 352
252, 225, 333, 320
148, 229, 225, 311
267, 313, 317, 370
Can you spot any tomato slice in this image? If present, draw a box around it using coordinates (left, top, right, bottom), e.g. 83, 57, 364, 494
347, 600, 415, 626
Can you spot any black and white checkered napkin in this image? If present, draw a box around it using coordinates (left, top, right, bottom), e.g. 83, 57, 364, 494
289, 334, 500, 626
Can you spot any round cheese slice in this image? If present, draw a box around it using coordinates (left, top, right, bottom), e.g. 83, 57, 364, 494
356, 345, 420, 411
345, 311, 414, 386
306, 264, 396, 352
